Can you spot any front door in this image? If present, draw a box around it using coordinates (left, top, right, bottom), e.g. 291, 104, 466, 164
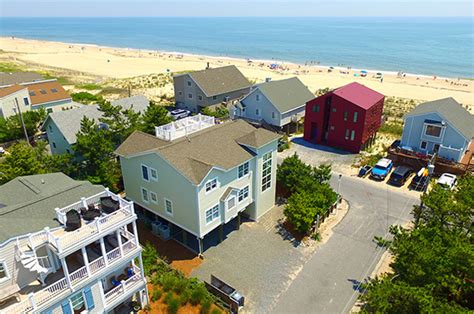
311, 123, 318, 141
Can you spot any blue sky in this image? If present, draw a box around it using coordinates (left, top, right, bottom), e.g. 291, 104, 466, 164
1, 0, 473, 17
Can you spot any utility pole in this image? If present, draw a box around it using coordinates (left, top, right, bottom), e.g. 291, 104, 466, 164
415, 154, 436, 226
15, 98, 30, 145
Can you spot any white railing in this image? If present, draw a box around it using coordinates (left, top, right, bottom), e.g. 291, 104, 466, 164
106, 247, 122, 264
89, 256, 106, 275
37, 256, 51, 269
3, 238, 140, 314
155, 114, 215, 141
69, 266, 88, 285
104, 266, 144, 305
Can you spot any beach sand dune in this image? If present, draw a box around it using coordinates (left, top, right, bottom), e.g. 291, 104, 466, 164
1, 37, 473, 107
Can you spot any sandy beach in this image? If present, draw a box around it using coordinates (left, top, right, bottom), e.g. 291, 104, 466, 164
1, 37, 473, 108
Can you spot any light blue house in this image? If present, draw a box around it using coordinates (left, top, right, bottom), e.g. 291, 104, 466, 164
231, 77, 314, 130
400, 97, 474, 162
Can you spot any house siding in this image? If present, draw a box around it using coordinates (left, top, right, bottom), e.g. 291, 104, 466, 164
119, 153, 200, 236
304, 93, 383, 153
238, 89, 281, 126
0, 89, 31, 118
174, 74, 250, 113
400, 112, 470, 162
44, 119, 74, 155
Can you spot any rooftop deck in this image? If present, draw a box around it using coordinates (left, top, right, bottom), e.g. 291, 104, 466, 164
155, 114, 215, 141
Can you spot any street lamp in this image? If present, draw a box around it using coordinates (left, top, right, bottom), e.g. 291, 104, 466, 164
337, 174, 342, 197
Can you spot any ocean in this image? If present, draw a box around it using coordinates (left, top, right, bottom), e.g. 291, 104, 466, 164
0, 17, 473, 78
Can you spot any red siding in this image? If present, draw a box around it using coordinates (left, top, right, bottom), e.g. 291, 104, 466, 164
304, 90, 384, 153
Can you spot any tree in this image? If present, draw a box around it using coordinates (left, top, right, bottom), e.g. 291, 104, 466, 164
98, 101, 141, 144
361, 174, 474, 313
200, 106, 229, 119
141, 102, 173, 134
0, 141, 75, 184
277, 153, 313, 194
0, 109, 47, 142
73, 116, 120, 190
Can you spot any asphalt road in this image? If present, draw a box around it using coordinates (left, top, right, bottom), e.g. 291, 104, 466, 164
272, 173, 419, 314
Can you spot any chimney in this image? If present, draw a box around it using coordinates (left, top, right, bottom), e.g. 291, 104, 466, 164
265, 77, 272, 82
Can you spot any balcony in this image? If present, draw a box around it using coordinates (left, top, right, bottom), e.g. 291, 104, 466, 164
3, 230, 141, 314
155, 114, 215, 141
103, 265, 146, 309
24, 189, 136, 256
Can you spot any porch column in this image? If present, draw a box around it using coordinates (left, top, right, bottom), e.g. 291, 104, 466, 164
116, 228, 124, 257
81, 247, 90, 276
138, 254, 150, 306
100, 237, 109, 267
218, 225, 224, 243
132, 221, 139, 244
60, 258, 73, 290
236, 212, 241, 230
197, 237, 203, 256
98, 279, 107, 307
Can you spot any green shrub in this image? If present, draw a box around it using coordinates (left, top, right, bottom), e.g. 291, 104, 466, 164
190, 284, 208, 305
71, 91, 104, 104
178, 288, 191, 305
173, 277, 188, 294
200, 299, 212, 314
379, 122, 403, 136
77, 83, 102, 90
166, 294, 180, 314
164, 291, 174, 304
151, 288, 162, 302
161, 273, 177, 292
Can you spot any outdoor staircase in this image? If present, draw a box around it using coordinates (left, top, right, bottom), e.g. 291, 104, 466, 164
19, 250, 48, 275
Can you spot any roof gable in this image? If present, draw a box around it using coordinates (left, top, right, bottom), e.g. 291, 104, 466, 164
332, 82, 384, 110
185, 65, 251, 97
406, 97, 474, 139
257, 77, 314, 113
116, 120, 280, 184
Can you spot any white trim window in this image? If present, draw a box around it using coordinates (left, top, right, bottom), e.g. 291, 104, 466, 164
238, 162, 249, 178
227, 196, 236, 210
141, 164, 149, 181
262, 152, 272, 192
420, 141, 428, 150
256, 108, 261, 116
141, 187, 149, 203
0, 261, 9, 283
70, 291, 85, 312
187, 81, 192, 87
150, 168, 158, 181
188, 93, 193, 99
425, 124, 442, 137
205, 205, 220, 224
238, 186, 249, 202
150, 191, 158, 204
165, 199, 173, 215
205, 178, 218, 193
256, 94, 261, 101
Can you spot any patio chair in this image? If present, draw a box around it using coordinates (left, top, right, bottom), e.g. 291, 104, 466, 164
65, 210, 81, 231
110, 276, 121, 287
100, 196, 120, 214
125, 267, 134, 278
82, 207, 101, 222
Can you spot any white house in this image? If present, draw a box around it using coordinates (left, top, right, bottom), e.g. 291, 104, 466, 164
0, 173, 148, 314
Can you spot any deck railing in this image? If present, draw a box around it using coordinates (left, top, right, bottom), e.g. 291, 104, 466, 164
104, 266, 144, 306
4, 238, 139, 313
155, 114, 215, 141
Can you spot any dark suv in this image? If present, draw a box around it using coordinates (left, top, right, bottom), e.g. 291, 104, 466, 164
388, 166, 413, 187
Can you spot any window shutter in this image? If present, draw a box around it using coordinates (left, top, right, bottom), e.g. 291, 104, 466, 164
61, 300, 72, 314
84, 287, 95, 310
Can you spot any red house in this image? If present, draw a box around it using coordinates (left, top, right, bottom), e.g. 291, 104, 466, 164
303, 82, 384, 153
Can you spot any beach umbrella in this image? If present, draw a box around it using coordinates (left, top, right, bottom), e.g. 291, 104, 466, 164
361, 70, 367, 74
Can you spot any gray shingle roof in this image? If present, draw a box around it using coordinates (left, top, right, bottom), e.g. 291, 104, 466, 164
185, 65, 251, 97
0, 72, 44, 86
0, 173, 103, 243
44, 95, 150, 145
256, 77, 314, 113
111, 94, 149, 113
406, 97, 474, 139
116, 120, 280, 184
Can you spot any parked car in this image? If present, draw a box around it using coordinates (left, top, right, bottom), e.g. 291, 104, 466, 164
409, 168, 429, 191
170, 109, 191, 120
358, 165, 373, 178
437, 173, 457, 190
0, 147, 5, 156
388, 166, 413, 187
370, 158, 393, 180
